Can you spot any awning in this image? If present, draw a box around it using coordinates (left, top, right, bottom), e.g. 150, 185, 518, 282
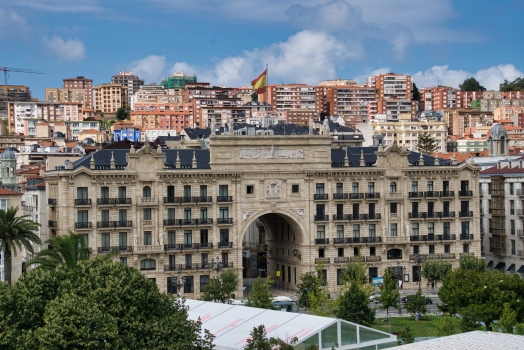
487, 261, 494, 268
517, 265, 524, 273
495, 262, 505, 270
507, 264, 515, 272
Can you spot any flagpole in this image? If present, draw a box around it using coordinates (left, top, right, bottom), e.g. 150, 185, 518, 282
265, 63, 269, 129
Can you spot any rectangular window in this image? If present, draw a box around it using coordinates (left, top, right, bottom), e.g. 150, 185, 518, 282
412, 223, 419, 236
219, 207, 229, 219
143, 208, 152, 220
77, 187, 88, 199
353, 224, 360, 237
292, 184, 299, 193
200, 207, 207, 219
429, 244, 435, 254
443, 222, 450, 235
200, 229, 208, 244
184, 276, 194, 293
427, 181, 433, 192
201, 253, 208, 267
185, 254, 192, 267
413, 266, 421, 283
184, 208, 191, 220
0, 199, 7, 211
352, 203, 359, 216
167, 277, 176, 294
411, 181, 418, 192
220, 229, 229, 242
119, 209, 127, 222
443, 180, 449, 192
316, 183, 325, 194
119, 232, 127, 247
77, 210, 88, 223
337, 269, 343, 285
512, 240, 516, 255
443, 201, 450, 213
200, 185, 207, 197
391, 223, 397, 236
316, 225, 325, 239
461, 221, 470, 235
120, 257, 127, 265
338, 247, 344, 257
510, 183, 514, 195
354, 247, 359, 256
200, 275, 209, 292
183, 185, 191, 198
100, 186, 109, 199
168, 255, 175, 268
143, 231, 152, 245
219, 185, 228, 196
444, 244, 450, 253
246, 185, 254, 194
316, 204, 325, 216
336, 183, 343, 194
336, 203, 343, 216
118, 186, 127, 198
282, 265, 286, 281
168, 230, 176, 245
101, 209, 109, 222
369, 224, 375, 237
370, 247, 376, 256
463, 243, 469, 253
221, 252, 228, 265
428, 202, 434, 214
337, 225, 344, 238
461, 180, 469, 192
352, 182, 359, 194
390, 203, 397, 214
167, 208, 175, 220
101, 233, 110, 248
184, 230, 192, 245
428, 222, 435, 235
413, 245, 420, 254
368, 182, 375, 194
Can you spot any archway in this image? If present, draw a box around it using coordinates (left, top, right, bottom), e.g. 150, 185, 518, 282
240, 210, 306, 291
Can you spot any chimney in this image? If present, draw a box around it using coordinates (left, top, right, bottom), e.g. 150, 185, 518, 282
497, 161, 501, 169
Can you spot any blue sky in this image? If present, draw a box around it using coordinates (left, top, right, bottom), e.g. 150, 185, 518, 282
1, 0, 523, 100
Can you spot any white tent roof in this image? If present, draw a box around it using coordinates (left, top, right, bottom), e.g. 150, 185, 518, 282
185, 299, 396, 350
396, 331, 524, 350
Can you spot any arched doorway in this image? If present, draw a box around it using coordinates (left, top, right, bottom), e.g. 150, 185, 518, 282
240, 211, 306, 290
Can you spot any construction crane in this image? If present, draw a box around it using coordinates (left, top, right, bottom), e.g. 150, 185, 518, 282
1, 67, 44, 86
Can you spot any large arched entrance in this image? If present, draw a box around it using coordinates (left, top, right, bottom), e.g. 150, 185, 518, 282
240, 210, 306, 291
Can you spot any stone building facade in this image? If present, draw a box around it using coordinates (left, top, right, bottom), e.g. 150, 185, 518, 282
43, 135, 481, 298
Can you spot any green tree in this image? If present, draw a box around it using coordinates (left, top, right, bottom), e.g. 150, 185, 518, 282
421, 260, 452, 289
459, 255, 486, 272
0, 258, 214, 349
396, 326, 414, 345
245, 277, 274, 309
403, 291, 428, 316
244, 325, 296, 350
26, 231, 91, 270
500, 78, 524, 92
376, 269, 399, 319
417, 132, 437, 154
250, 92, 258, 102
412, 82, 420, 102
459, 77, 486, 92
496, 302, 518, 334
436, 316, 459, 337
201, 269, 239, 303
0, 207, 41, 285
340, 254, 369, 287
439, 268, 524, 331
116, 107, 129, 121
296, 272, 322, 309
335, 282, 375, 327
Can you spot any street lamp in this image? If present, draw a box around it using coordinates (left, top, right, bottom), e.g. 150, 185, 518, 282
414, 254, 425, 292
172, 270, 186, 298
206, 256, 224, 275
397, 261, 403, 315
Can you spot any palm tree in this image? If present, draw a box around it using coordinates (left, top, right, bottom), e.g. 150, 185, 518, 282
26, 231, 91, 270
0, 206, 41, 284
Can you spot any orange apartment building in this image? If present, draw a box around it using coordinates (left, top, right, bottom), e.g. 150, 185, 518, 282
374, 73, 416, 119
93, 84, 127, 114
267, 84, 317, 112
63, 76, 93, 108
443, 108, 494, 136
325, 85, 376, 122
419, 86, 462, 111
130, 102, 194, 133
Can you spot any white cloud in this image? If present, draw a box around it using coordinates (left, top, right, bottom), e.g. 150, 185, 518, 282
412, 64, 524, 90
168, 30, 353, 87
127, 55, 168, 84
42, 35, 86, 61
0, 8, 29, 38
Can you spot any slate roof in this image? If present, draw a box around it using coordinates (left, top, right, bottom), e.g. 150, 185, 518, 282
331, 147, 452, 167
183, 128, 211, 140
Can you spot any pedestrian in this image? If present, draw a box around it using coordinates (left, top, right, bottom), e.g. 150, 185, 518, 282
415, 311, 420, 323
431, 282, 434, 290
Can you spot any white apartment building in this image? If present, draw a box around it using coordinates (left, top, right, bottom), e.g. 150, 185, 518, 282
130, 85, 179, 111
268, 84, 317, 111
10, 102, 83, 135
93, 84, 128, 114
372, 120, 447, 152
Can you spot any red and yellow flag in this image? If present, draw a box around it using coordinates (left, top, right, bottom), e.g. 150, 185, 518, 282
251, 69, 267, 94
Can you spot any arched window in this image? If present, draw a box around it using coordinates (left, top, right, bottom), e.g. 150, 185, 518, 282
140, 259, 156, 271
387, 248, 402, 260
390, 182, 397, 193
500, 136, 505, 154
143, 186, 151, 198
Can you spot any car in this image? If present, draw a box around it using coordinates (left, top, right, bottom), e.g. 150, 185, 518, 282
369, 291, 381, 301
402, 295, 433, 305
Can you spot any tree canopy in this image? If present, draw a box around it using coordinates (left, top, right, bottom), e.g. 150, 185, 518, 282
417, 132, 437, 155
0, 207, 41, 285
412, 82, 420, 102
500, 78, 524, 92
245, 277, 274, 309
459, 77, 486, 92
403, 291, 428, 316
0, 258, 214, 349
201, 269, 239, 303
26, 231, 91, 270
115, 107, 129, 121
439, 267, 524, 331
335, 282, 375, 327
376, 268, 399, 318
459, 255, 486, 272
421, 260, 452, 289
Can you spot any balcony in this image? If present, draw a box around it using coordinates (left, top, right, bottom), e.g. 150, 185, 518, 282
440, 253, 456, 259
115, 198, 131, 205
517, 189, 524, 197
74, 199, 92, 206
178, 196, 193, 204
74, 222, 92, 229
346, 236, 382, 244
139, 197, 158, 205
408, 192, 424, 198
315, 258, 330, 264
48, 220, 57, 228
333, 238, 345, 244
365, 193, 380, 199
217, 196, 233, 202
409, 212, 428, 219
315, 238, 330, 245
333, 193, 349, 200
218, 242, 233, 248
460, 234, 474, 240
97, 246, 111, 254
384, 236, 408, 243
424, 191, 440, 198
314, 194, 329, 200
164, 219, 177, 226
517, 209, 524, 217
116, 220, 132, 227
195, 242, 213, 249
349, 193, 364, 200
135, 245, 164, 254
193, 196, 213, 203
197, 218, 213, 225
438, 211, 456, 218
48, 198, 57, 206
97, 221, 115, 228
459, 211, 473, 217
164, 243, 181, 251
217, 218, 233, 224
362, 213, 381, 220
387, 192, 403, 199
333, 214, 350, 221
112, 246, 132, 253
435, 234, 456, 241
164, 197, 179, 204
460, 252, 474, 257
365, 256, 382, 263
334, 257, 349, 264
314, 215, 329, 221
176, 219, 198, 226
458, 190, 473, 197
440, 191, 455, 197
97, 198, 114, 205
23, 205, 37, 213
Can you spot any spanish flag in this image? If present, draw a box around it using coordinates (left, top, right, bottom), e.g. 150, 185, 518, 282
251, 69, 267, 94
